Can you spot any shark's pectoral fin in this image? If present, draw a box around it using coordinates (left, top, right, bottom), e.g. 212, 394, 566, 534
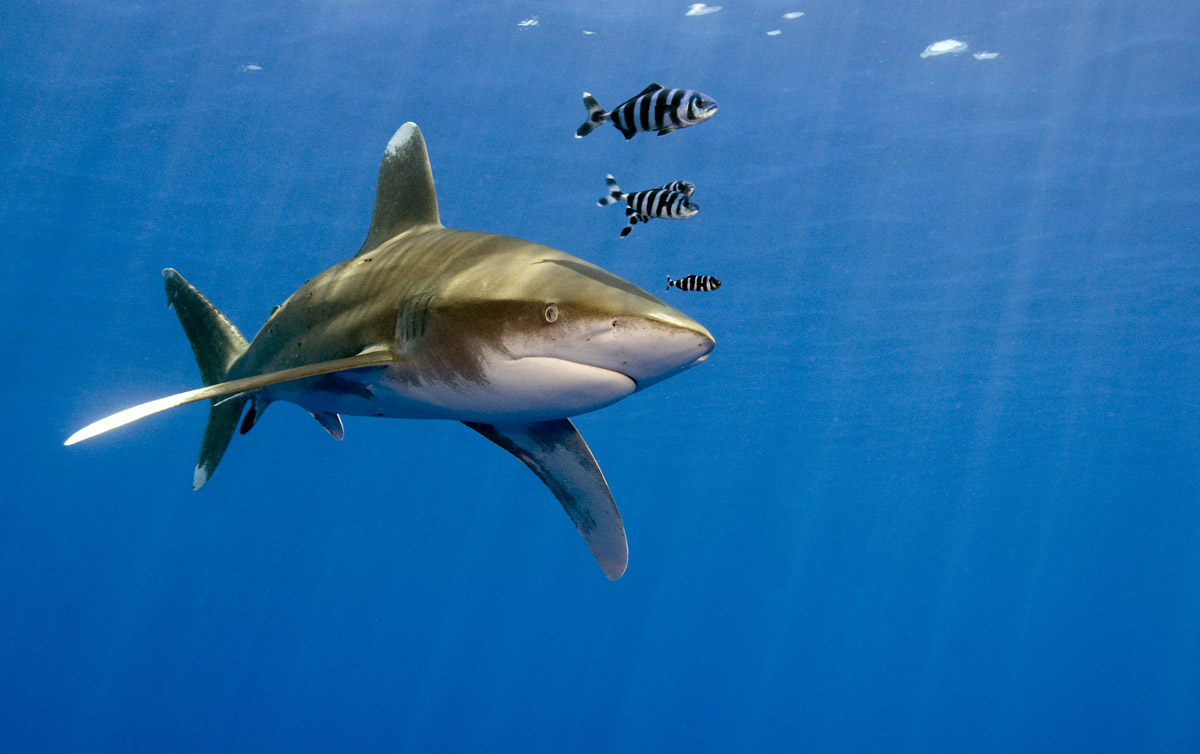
65, 350, 398, 447
464, 419, 628, 580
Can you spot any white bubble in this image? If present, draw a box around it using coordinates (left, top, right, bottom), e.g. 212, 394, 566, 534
767, 29, 782, 36
973, 52, 999, 60
920, 39, 968, 58
517, 15, 538, 28
685, 4, 722, 16
783, 12, 805, 19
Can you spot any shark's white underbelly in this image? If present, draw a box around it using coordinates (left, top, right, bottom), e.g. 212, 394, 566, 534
285, 356, 636, 423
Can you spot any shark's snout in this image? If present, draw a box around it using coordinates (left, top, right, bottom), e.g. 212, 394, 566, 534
610, 314, 714, 389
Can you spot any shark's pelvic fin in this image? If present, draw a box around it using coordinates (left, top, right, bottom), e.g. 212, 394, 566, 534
464, 419, 628, 580
355, 122, 441, 257
310, 411, 345, 441
239, 398, 267, 435
164, 268, 250, 489
64, 350, 398, 449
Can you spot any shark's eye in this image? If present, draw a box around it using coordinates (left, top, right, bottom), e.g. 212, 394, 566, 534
543, 304, 559, 323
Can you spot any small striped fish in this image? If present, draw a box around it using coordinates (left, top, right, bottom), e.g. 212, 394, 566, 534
660, 180, 695, 197
575, 83, 718, 140
667, 275, 722, 292
598, 175, 698, 237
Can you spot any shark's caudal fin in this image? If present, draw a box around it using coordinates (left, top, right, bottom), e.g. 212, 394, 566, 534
464, 419, 628, 580
163, 269, 250, 489
355, 122, 442, 257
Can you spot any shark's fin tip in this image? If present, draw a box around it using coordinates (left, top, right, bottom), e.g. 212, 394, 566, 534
357, 122, 440, 256
192, 464, 210, 491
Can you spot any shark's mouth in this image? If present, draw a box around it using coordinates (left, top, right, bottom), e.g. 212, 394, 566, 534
512, 356, 638, 388
480, 356, 636, 418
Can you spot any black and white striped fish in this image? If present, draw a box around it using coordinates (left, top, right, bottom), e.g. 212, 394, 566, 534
660, 180, 695, 197
575, 83, 718, 140
667, 275, 722, 292
597, 175, 698, 237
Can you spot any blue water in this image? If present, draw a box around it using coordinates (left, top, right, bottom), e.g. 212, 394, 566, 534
3, 1, 1199, 751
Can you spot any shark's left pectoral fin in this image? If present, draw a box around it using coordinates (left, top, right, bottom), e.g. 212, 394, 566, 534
65, 350, 398, 447
465, 419, 628, 580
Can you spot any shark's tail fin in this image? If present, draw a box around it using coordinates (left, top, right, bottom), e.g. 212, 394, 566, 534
597, 174, 623, 206
163, 268, 250, 490
575, 92, 608, 138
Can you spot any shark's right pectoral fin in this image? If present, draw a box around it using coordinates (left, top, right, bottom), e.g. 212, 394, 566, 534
464, 419, 628, 580
65, 349, 398, 447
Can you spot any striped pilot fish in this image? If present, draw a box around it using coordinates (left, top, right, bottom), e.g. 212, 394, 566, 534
660, 179, 695, 197
576, 83, 718, 139
667, 275, 722, 292
597, 174, 698, 237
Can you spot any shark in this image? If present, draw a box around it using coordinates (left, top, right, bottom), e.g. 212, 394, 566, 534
65, 122, 715, 580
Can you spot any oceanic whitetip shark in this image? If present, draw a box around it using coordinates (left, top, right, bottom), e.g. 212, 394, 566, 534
65, 123, 715, 580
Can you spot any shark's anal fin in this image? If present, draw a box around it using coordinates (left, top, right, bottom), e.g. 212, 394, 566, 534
464, 419, 628, 580
355, 122, 441, 257
65, 350, 398, 447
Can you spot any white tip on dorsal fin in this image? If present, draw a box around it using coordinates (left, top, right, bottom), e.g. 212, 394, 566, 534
355, 122, 441, 257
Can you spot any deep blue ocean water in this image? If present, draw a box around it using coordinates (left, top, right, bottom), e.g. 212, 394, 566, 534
3, 1, 1199, 751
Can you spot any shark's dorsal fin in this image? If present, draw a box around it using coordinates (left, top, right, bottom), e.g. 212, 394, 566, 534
355, 123, 441, 257
65, 350, 398, 446
464, 419, 628, 580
